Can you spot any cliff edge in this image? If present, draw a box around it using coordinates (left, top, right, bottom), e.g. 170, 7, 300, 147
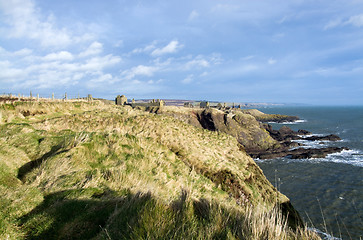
0, 101, 319, 239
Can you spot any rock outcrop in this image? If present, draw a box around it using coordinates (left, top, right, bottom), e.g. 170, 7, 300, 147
153, 107, 347, 161
155, 108, 280, 153
242, 109, 300, 123
248, 124, 347, 159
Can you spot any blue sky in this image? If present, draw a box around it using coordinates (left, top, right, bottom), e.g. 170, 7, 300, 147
1, 0, 363, 105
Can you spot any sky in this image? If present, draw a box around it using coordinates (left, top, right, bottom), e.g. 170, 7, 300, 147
1, 0, 363, 105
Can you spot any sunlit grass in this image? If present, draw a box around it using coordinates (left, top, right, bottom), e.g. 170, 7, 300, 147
0, 100, 321, 239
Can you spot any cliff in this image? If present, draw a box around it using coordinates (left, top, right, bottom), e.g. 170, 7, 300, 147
0, 101, 319, 239
150, 107, 280, 153
152, 106, 346, 160
241, 109, 300, 123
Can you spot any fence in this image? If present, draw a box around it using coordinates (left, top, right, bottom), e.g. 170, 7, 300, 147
0, 92, 93, 105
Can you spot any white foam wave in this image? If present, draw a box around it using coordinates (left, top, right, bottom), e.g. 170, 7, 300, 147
300, 149, 363, 167
295, 119, 307, 123
290, 139, 329, 149
257, 149, 363, 168
328, 149, 360, 157
268, 119, 307, 124
308, 228, 341, 240
299, 133, 325, 138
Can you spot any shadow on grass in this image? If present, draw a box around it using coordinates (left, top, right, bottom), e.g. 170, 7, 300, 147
19, 187, 306, 240
20, 188, 241, 240
17, 143, 69, 182
20, 188, 154, 240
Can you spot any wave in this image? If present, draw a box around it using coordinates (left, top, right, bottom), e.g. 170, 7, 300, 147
291, 133, 347, 149
290, 139, 329, 149
308, 228, 342, 240
256, 150, 363, 168
299, 149, 363, 167
267, 119, 307, 124
299, 133, 325, 138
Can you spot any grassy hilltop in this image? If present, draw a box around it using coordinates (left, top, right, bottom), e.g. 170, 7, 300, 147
0, 100, 319, 239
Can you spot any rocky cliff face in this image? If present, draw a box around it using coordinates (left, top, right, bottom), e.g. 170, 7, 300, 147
153, 107, 280, 153
153, 106, 347, 161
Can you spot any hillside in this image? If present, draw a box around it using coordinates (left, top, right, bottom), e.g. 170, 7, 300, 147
0, 100, 319, 239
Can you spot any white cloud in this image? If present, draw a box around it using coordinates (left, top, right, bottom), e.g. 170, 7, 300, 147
132, 42, 157, 54
73, 73, 84, 81
79, 54, 121, 72
43, 51, 74, 61
188, 10, 199, 21
0, 46, 33, 58
240, 64, 259, 73
182, 74, 194, 84
114, 40, 124, 48
324, 18, 344, 30
79, 41, 103, 57
151, 40, 183, 56
211, 4, 240, 14
200, 71, 209, 77
1, 45, 122, 90
268, 58, 277, 65
0, 0, 91, 48
90, 73, 113, 83
185, 57, 210, 70
132, 65, 157, 76
0, 60, 25, 81
325, 14, 363, 29
13, 48, 33, 56
241, 55, 255, 61
347, 14, 363, 27
122, 65, 159, 80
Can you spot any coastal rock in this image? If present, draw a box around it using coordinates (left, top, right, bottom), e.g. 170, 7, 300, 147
152, 107, 348, 161
247, 124, 348, 159
263, 124, 301, 142
249, 147, 349, 160
297, 129, 311, 135
242, 109, 300, 123
288, 147, 349, 159
304, 134, 341, 141
156, 108, 279, 153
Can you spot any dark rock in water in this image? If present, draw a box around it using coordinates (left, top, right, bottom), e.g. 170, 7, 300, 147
287, 147, 349, 159
297, 129, 311, 135
249, 124, 348, 160
304, 134, 341, 141
249, 147, 349, 160
263, 125, 301, 142
279, 126, 295, 135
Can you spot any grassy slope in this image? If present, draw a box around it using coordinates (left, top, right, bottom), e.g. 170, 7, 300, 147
241, 109, 299, 123
154, 107, 280, 152
0, 101, 319, 239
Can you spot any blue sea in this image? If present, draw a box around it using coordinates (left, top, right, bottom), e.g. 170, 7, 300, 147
254, 106, 363, 239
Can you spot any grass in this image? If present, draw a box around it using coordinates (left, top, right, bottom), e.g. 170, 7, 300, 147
0, 100, 321, 239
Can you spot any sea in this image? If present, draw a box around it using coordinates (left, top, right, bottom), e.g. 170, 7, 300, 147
254, 106, 363, 240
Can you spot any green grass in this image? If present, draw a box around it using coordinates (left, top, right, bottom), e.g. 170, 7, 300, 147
0, 100, 320, 239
